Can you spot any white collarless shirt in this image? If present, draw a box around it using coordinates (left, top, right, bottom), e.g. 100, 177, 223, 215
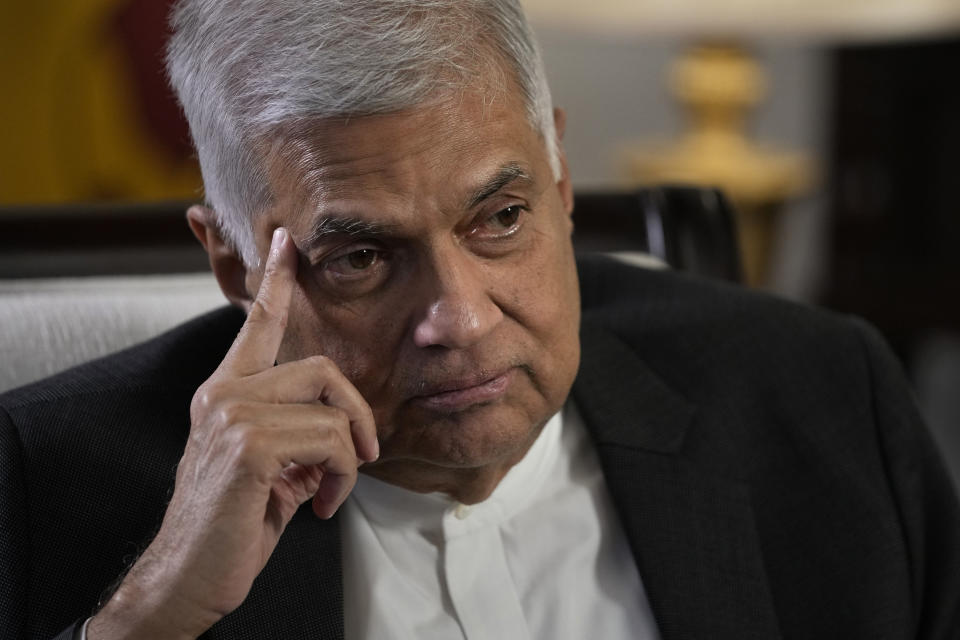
341, 402, 661, 639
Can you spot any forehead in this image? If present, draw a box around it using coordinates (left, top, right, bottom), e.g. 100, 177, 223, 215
262, 87, 549, 228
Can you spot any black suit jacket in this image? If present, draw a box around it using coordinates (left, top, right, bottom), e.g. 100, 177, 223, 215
2, 257, 959, 639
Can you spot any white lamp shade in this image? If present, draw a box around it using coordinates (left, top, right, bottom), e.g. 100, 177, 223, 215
520, 0, 960, 42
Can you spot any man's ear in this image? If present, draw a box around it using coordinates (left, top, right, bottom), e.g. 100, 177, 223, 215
186, 205, 254, 310
552, 107, 574, 217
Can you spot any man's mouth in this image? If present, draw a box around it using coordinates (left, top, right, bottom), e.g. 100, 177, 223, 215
411, 369, 514, 412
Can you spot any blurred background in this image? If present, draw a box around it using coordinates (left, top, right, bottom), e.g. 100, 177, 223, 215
1, 0, 959, 488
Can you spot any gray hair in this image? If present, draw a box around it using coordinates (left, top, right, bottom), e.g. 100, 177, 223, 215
167, 0, 559, 266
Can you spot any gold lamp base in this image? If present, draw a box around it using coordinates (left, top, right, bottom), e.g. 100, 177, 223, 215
626, 43, 813, 287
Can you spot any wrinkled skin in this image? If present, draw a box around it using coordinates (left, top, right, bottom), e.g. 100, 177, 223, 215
231, 85, 580, 502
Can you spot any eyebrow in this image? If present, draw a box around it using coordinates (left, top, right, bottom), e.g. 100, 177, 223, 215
302, 162, 534, 248
302, 215, 397, 248
465, 162, 533, 210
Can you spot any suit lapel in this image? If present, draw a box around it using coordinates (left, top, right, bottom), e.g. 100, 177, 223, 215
201, 320, 782, 639
205, 504, 344, 639
574, 322, 782, 640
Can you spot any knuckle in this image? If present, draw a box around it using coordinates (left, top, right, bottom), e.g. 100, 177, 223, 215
327, 418, 357, 455
191, 386, 212, 414
305, 355, 334, 374
249, 296, 289, 332
225, 423, 263, 461
214, 400, 248, 428
318, 404, 350, 430
191, 381, 223, 417
320, 426, 350, 456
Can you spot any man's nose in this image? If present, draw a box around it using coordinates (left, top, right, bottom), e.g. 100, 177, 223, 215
412, 250, 503, 349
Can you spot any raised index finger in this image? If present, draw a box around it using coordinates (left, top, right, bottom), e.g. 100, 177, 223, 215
222, 227, 297, 377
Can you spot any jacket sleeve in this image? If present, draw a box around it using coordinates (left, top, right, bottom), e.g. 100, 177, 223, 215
0, 404, 29, 638
0, 405, 86, 640
855, 319, 960, 638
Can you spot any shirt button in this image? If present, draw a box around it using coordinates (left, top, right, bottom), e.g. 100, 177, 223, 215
454, 503, 472, 519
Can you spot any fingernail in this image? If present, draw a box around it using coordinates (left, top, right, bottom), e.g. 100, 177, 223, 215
270, 227, 287, 256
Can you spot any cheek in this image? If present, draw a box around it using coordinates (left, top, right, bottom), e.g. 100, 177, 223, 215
517, 220, 579, 327
532, 258, 581, 410
533, 223, 581, 362
496, 223, 580, 367
278, 292, 407, 390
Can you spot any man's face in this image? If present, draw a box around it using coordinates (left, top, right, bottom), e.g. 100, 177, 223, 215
248, 82, 580, 499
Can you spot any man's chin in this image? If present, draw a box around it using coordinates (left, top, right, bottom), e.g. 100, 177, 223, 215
362, 402, 549, 494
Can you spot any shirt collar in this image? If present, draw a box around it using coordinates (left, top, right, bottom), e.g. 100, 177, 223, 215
349, 409, 564, 536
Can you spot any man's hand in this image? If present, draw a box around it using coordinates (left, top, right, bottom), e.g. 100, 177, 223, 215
88, 228, 379, 639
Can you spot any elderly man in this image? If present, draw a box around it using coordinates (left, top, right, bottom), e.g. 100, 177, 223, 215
2, 0, 959, 638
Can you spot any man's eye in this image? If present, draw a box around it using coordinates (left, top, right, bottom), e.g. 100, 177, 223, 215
314, 245, 391, 298
346, 249, 378, 270
486, 206, 524, 231
326, 248, 382, 275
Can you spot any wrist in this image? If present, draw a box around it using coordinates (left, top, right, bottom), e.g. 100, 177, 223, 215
87, 554, 221, 640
